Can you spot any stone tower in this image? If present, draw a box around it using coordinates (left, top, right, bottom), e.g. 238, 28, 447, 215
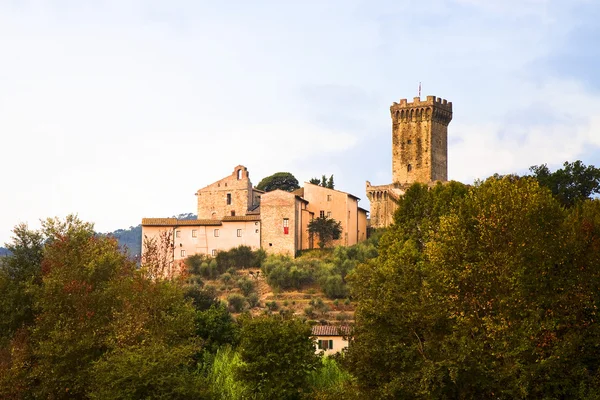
391, 96, 452, 184
366, 95, 452, 228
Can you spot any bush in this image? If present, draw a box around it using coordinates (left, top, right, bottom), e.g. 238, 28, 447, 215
227, 293, 247, 313
246, 293, 260, 308
237, 277, 255, 297
215, 246, 266, 273
262, 256, 315, 290
184, 286, 219, 311
266, 301, 278, 311
320, 274, 349, 299
184, 254, 205, 275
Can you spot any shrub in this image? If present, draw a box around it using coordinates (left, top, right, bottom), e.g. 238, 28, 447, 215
304, 306, 315, 318
262, 256, 315, 290
221, 273, 232, 285
237, 277, 255, 297
320, 274, 348, 299
266, 301, 278, 311
246, 293, 260, 308
227, 293, 247, 313
184, 254, 205, 275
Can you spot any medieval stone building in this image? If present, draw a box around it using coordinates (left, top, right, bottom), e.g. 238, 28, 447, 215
366, 95, 453, 228
142, 165, 368, 263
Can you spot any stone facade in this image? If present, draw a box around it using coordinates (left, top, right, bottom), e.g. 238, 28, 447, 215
142, 165, 367, 265
260, 190, 308, 256
367, 95, 452, 228
195, 165, 259, 219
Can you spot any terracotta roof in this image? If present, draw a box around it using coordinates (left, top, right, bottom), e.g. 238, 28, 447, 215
222, 215, 261, 222
177, 219, 222, 226
311, 325, 352, 336
358, 207, 369, 214
303, 182, 361, 201
142, 218, 222, 226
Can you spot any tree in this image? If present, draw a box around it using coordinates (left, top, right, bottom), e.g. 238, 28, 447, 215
256, 172, 300, 192
308, 216, 342, 248
0, 223, 44, 343
348, 176, 600, 398
309, 174, 335, 189
0, 216, 206, 399
237, 315, 319, 399
529, 160, 600, 207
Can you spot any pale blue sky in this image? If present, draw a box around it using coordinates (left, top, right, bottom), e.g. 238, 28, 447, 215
1, 0, 599, 243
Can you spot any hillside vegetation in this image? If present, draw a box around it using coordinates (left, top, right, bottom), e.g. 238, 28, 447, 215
2, 161, 600, 398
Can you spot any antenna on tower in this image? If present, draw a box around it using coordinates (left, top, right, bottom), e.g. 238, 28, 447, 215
418, 82, 421, 98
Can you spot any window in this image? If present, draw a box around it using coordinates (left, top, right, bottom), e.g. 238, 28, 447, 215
237, 169, 242, 180
227, 193, 232, 205
214, 229, 219, 237
317, 340, 334, 350
231, 210, 235, 216
283, 218, 289, 235
320, 211, 325, 218
407, 164, 412, 172
237, 229, 242, 237
327, 211, 332, 218
327, 194, 332, 201
212, 249, 217, 256
192, 230, 197, 238
175, 230, 181, 238
407, 139, 412, 144
180, 249, 186, 257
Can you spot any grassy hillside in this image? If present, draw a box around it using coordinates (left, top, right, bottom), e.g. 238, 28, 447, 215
180, 232, 383, 324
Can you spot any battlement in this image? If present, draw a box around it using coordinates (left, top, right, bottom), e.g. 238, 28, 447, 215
392, 95, 452, 111
390, 95, 452, 125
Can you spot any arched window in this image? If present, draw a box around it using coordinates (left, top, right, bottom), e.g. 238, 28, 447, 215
237, 169, 242, 180
407, 164, 412, 172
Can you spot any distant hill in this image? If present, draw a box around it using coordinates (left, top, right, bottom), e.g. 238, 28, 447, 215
106, 213, 197, 258
0, 247, 10, 257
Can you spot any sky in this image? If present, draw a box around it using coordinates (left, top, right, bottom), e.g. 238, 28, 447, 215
1, 0, 600, 244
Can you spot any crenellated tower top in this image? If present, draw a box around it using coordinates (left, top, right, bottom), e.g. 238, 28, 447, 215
390, 95, 452, 184
390, 96, 453, 126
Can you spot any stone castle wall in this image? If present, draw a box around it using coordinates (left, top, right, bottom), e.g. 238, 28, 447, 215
196, 165, 254, 219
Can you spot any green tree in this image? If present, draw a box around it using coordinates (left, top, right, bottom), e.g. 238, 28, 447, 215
348, 177, 600, 398
308, 216, 342, 249
256, 172, 300, 192
237, 315, 320, 400
309, 174, 335, 189
0, 216, 205, 399
529, 160, 600, 207
0, 223, 44, 343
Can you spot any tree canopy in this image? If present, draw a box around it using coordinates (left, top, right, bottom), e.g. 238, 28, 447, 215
309, 174, 335, 189
237, 315, 319, 399
529, 160, 600, 207
256, 172, 300, 192
308, 216, 342, 248
348, 177, 600, 398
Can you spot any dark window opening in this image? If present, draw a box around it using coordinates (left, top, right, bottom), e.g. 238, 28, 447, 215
231, 210, 235, 216
407, 164, 412, 172
227, 193, 232, 205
